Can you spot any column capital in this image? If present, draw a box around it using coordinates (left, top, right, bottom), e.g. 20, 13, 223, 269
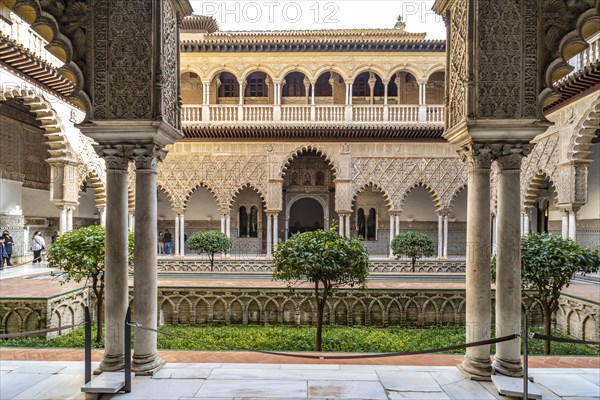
458, 143, 499, 170
132, 145, 168, 170
94, 145, 131, 170
495, 144, 533, 171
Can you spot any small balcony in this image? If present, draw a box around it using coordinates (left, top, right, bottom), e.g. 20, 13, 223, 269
182, 104, 444, 124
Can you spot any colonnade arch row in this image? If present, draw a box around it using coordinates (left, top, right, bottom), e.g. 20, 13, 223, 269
190, 63, 442, 85
0, 78, 107, 234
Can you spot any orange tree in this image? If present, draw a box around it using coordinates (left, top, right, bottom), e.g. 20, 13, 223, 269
273, 228, 369, 351
47, 225, 134, 344
492, 233, 599, 354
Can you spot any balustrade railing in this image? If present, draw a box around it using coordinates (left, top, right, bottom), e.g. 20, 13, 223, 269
0, 5, 63, 68
388, 105, 419, 122
182, 104, 444, 124
560, 37, 600, 84
353, 105, 384, 122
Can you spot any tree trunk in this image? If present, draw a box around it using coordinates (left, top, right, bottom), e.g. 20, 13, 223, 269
209, 254, 214, 271
542, 303, 552, 355
411, 257, 416, 273
92, 276, 104, 344
315, 282, 328, 352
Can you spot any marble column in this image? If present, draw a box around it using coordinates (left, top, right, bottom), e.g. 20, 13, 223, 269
128, 212, 135, 232
491, 214, 497, 256
561, 209, 569, 239
266, 213, 272, 256
98, 149, 129, 372
395, 214, 400, 236
179, 214, 185, 255
523, 209, 530, 235
66, 207, 74, 232
132, 146, 165, 375
99, 207, 106, 228
226, 213, 231, 238
493, 145, 530, 377
390, 213, 397, 257
272, 213, 278, 251
443, 214, 449, 259
59, 206, 67, 233
174, 214, 180, 256
457, 144, 493, 381
437, 214, 443, 259
338, 214, 345, 236
568, 208, 577, 241
345, 214, 351, 238
220, 214, 226, 234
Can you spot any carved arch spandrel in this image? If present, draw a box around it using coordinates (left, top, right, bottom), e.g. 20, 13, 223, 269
351, 157, 467, 211
157, 153, 268, 211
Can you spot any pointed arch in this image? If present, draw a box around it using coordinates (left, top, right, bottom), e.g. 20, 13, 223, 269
352, 182, 394, 211
228, 183, 267, 212
182, 183, 220, 211
280, 144, 338, 179
446, 184, 467, 212
567, 94, 600, 162
522, 171, 559, 209
400, 182, 443, 211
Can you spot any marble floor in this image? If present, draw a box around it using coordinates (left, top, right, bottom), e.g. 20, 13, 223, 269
0, 361, 598, 400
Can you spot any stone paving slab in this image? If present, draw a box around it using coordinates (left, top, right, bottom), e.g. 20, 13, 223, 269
1, 361, 598, 400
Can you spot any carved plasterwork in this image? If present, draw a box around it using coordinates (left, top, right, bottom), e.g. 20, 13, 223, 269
158, 154, 268, 211
521, 133, 560, 207
92, 1, 153, 120
446, 0, 467, 129
161, 0, 179, 128
350, 157, 467, 211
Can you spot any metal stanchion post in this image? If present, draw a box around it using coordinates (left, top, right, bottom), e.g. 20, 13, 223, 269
523, 314, 529, 400
124, 307, 131, 393
84, 306, 91, 384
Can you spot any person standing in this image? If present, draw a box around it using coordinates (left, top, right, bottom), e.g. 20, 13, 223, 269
51, 230, 60, 243
158, 230, 165, 254
31, 231, 46, 264
1, 230, 14, 266
0, 237, 8, 270
163, 229, 173, 255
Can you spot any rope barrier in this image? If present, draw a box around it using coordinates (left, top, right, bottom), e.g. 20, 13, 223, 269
0, 321, 84, 339
529, 332, 600, 346
128, 321, 520, 360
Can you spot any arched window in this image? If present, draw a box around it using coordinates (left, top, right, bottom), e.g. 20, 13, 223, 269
250, 206, 258, 238
282, 72, 306, 97
218, 72, 239, 98
352, 72, 369, 97
357, 208, 366, 239
246, 72, 268, 97
316, 171, 325, 186
290, 171, 299, 186
239, 206, 248, 237
367, 208, 377, 240
315, 73, 333, 97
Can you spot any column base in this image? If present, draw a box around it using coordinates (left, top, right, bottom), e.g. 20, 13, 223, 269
132, 352, 165, 376
457, 356, 493, 381
492, 356, 524, 377
99, 353, 125, 372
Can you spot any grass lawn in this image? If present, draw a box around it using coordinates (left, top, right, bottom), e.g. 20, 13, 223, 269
1, 325, 598, 356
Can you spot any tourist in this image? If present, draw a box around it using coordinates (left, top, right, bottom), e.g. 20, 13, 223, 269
0, 237, 8, 270
164, 229, 173, 254
158, 231, 165, 254
31, 231, 46, 264
51, 230, 60, 243
1, 230, 14, 266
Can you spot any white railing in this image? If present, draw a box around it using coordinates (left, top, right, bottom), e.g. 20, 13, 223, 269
315, 105, 345, 122
427, 105, 445, 123
244, 105, 273, 122
281, 105, 311, 122
353, 105, 384, 122
182, 105, 202, 122
388, 105, 419, 122
561, 37, 600, 84
210, 105, 238, 121
0, 4, 63, 69
182, 104, 444, 124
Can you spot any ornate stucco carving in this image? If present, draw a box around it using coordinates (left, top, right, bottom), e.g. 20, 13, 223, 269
446, 0, 467, 129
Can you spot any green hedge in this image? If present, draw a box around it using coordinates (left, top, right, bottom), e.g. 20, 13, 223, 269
1, 325, 597, 356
